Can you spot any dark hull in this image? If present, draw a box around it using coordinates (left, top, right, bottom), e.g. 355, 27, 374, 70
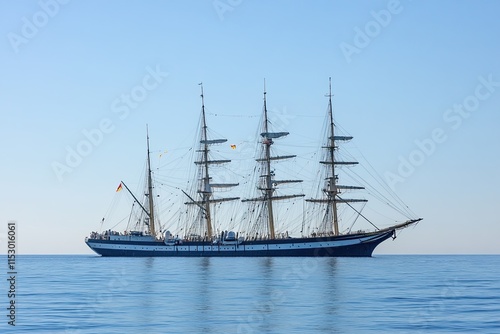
85, 229, 395, 257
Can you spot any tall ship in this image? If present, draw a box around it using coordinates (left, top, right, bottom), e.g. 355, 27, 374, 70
85, 80, 421, 257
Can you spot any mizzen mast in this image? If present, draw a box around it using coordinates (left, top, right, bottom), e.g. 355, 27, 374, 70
185, 83, 240, 240
146, 126, 157, 237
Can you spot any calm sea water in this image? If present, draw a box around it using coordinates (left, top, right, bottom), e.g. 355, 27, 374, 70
1, 255, 499, 333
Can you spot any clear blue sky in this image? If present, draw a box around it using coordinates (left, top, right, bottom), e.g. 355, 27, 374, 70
1, 0, 499, 254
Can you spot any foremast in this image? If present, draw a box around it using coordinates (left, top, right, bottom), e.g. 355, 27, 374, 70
306, 78, 366, 236
185, 84, 239, 240
242, 85, 304, 239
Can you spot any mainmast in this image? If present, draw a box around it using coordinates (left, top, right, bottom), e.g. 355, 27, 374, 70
242, 83, 304, 239
262, 88, 276, 239
185, 83, 239, 240
200, 84, 214, 239
306, 77, 366, 236
326, 78, 340, 235
146, 126, 156, 237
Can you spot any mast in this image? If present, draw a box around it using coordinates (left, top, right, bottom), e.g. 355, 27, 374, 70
262, 87, 276, 239
306, 77, 367, 236
184, 83, 240, 240
146, 126, 156, 237
327, 78, 340, 236
200, 84, 213, 239
242, 82, 305, 239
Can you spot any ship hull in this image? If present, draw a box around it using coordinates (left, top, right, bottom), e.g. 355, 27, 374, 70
85, 229, 394, 257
